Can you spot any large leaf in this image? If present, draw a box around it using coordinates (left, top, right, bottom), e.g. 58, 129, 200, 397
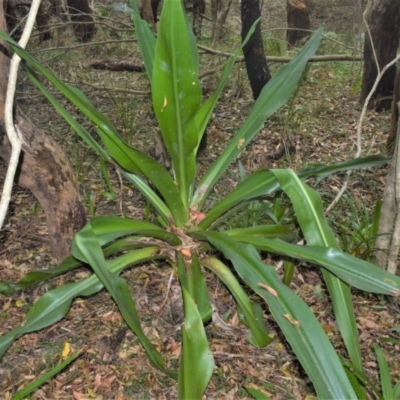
178, 288, 214, 400
177, 253, 212, 323
272, 169, 363, 375
225, 224, 298, 243
192, 20, 259, 162
72, 225, 176, 377
202, 232, 357, 399
192, 28, 323, 208
0, 248, 159, 359
152, 0, 201, 208
199, 155, 389, 229
202, 257, 273, 348
236, 237, 400, 294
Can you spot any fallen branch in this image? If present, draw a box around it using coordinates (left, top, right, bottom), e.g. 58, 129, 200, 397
90, 60, 144, 72
198, 44, 362, 63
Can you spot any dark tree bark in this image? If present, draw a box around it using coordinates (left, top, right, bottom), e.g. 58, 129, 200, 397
5, 0, 51, 41
66, 0, 96, 42
387, 64, 400, 153
0, 0, 86, 262
241, 0, 271, 100
360, 0, 400, 111
140, 0, 205, 36
286, 0, 310, 47
139, 0, 158, 24
184, 0, 205, 36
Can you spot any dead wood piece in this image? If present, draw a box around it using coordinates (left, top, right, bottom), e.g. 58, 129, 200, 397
90, 61, 144, 73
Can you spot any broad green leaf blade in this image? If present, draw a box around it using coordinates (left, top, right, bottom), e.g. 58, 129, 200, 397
77, 215, 180, 247
393, 381, 400, 398
225, 224, 298, 243
236, 237, 400, 294
178, 287, 214, 400
12, 351, 82, 400
373, 344, 393, 400
199, 156, 389, 228
283, 259, 295, 287
177, 254, 212, 323
298, 155, 390, 184
0, 255, 81, 295
152, 0, 201, 208
192, 19, 259, 159
0, 247, 158, 359
202, 231, 357, 399
202, 256, 273, 348
272, 169, 363, 375
73, 225, 175, 377
129, 0, 156, 80
198, 169, 277, 229
193, 28, 323, 208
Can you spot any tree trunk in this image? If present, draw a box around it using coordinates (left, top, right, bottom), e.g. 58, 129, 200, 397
66, 0, 96, 42
139, 0, 158, 24
5, 0, 52, 41
241, 0, 271, 100
360, 0, 400, 111
192, 0, 205, 36
0, 0, 86, 262
286, 0, 310, 47
387, 65, 400, 153
211, 0, 233, 45
50, 0, 68, 22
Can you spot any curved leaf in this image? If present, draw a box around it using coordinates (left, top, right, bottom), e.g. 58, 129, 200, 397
202, 231, 357, 399
272, 169, 363, 375
0, 247, 159, 359
152, 0, 200, 208
193, 28, 323, 208
73, 226, 175, 377
225, 224, 298, 243
177, 254, 212, 323
202, 256, 273, 348
178, 287, 214, 399
237, 237, 400, 295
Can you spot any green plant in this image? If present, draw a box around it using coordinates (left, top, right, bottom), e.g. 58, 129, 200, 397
330, 196, 381, 261
344, 342, 400, 400
0, 0, 398, 398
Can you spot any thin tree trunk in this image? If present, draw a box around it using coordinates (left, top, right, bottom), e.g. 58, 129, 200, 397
387, 65, 400, 153
360, 0, 400, 111
241, 0, 271, 99
66, 0, 96, 42
286, 0, 310, 47
0, 1, 86, 262
211, 0, 233, 45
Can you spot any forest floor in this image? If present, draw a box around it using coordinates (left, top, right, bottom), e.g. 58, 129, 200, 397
1, 0, 400, 399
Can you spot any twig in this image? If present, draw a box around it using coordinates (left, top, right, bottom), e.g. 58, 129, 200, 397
0, 0, 42, 230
